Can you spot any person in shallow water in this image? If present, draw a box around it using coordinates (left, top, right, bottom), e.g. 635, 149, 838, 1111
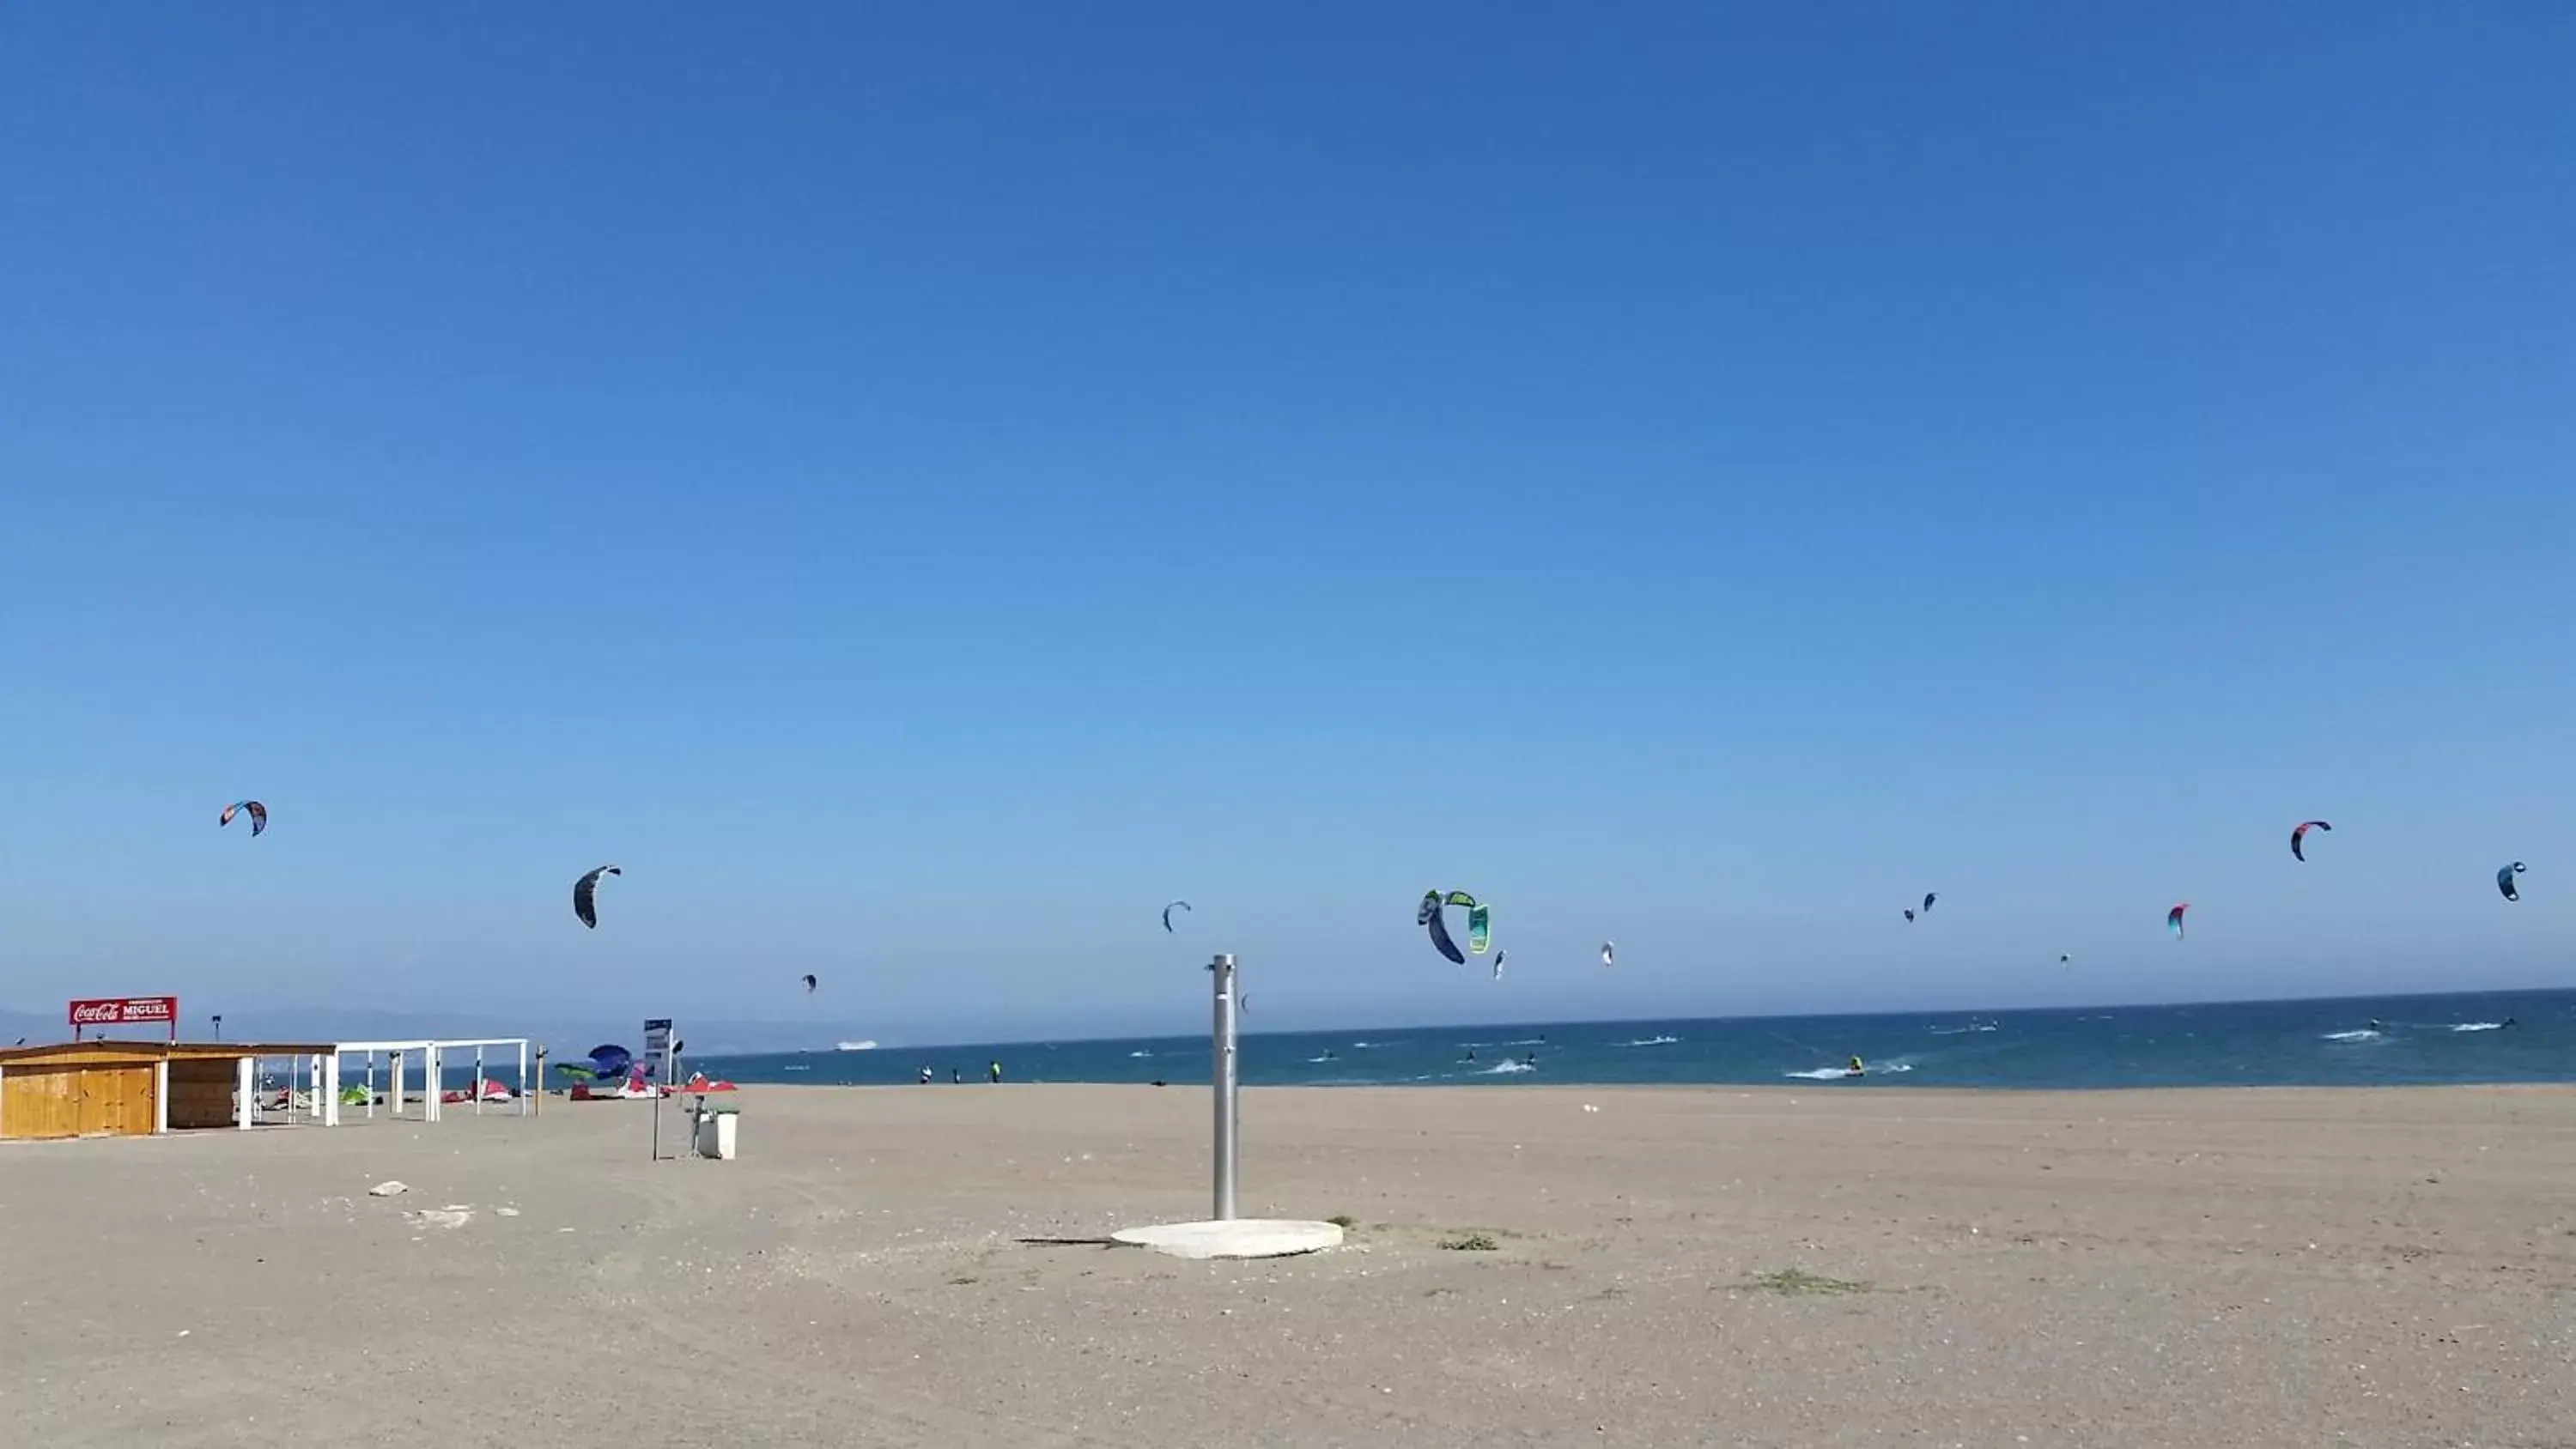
1847, 1056, 1866, 1076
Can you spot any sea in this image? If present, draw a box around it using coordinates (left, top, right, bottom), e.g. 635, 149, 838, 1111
684, 989, 2576, 1092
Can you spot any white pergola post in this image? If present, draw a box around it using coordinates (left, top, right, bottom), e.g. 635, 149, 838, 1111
388, 1051, 404, 1118
321, 1054, 341, 1127
472, 1045, 485, 1116
423, 1044, 441, 1123
153, 1059, 170, 1136
517, 1041, 529, 1116
234, 1056, 255, 1130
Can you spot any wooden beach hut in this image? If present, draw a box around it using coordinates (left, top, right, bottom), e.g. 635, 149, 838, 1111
0, 1040, 336, 1141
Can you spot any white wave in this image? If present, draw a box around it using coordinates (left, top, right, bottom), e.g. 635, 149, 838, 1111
1784, 1063, 1914, 1081
1504, 1038, 1548, 1046
781, 1064, 812, 1070
2323, 1029, 2382, 1042
1305, 1055, 1337, 1064
1621, 1034, 1680, 1047
1127, 1050, 1153, 1058
2451, 1022, 2505, 1033
1479, 1060, 1537, 1075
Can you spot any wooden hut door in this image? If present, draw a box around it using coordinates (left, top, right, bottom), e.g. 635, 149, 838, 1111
78, 1067, 143, 1137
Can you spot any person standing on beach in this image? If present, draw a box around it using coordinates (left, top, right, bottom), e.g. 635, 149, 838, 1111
987, 1059, 1003, 1083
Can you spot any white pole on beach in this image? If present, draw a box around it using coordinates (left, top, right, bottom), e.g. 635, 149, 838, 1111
1211, 953, 1238, 1222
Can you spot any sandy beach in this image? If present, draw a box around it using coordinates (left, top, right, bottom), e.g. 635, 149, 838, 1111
5, 1082, 2573, 1446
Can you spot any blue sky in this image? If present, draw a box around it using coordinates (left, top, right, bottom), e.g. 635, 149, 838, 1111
2, 3, 2567, 1046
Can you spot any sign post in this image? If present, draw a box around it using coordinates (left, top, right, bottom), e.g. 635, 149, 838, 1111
70, 997, 179, 1043
643, 1018, 673, 1161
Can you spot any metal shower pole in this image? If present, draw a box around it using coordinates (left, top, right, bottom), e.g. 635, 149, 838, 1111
1210, 953, 1239, 1221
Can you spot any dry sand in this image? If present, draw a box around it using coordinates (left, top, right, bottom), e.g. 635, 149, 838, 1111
5, 1082, 2574, 1446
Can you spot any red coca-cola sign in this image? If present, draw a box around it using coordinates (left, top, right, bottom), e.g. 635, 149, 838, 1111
69, 996, 179, 1040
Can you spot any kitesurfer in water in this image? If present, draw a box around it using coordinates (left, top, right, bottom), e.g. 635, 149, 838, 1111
1847, 1056, 1866, 1076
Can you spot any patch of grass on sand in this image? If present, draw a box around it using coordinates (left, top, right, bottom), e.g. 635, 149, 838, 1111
1743, 1268, 1872, 1297
1327, 1215, 1358, 1230
1438, 1233, 1500, 1252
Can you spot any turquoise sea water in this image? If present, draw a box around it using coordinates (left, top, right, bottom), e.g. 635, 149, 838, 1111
686, 989, 2576, 1091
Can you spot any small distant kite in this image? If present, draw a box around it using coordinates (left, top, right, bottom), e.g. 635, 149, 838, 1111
2059, 954, 2072, 967
573, 865, 622, 929
219, 800, 267, 838
2291, 821, 2332, 862
1903, 908, 1916, 924
1491, 950, 1507, 981
801, 973, 818, 993
2498, 862, 2526, 902
1601, 941, 1615, 969
1162, 900, 1192, 933
1417, 889, 1489, 965
2166, 901, 2189, 941
1922, 893, 1937, 915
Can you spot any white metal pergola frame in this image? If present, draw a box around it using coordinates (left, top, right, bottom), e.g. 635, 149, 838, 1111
328, 1038, 531, 1125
